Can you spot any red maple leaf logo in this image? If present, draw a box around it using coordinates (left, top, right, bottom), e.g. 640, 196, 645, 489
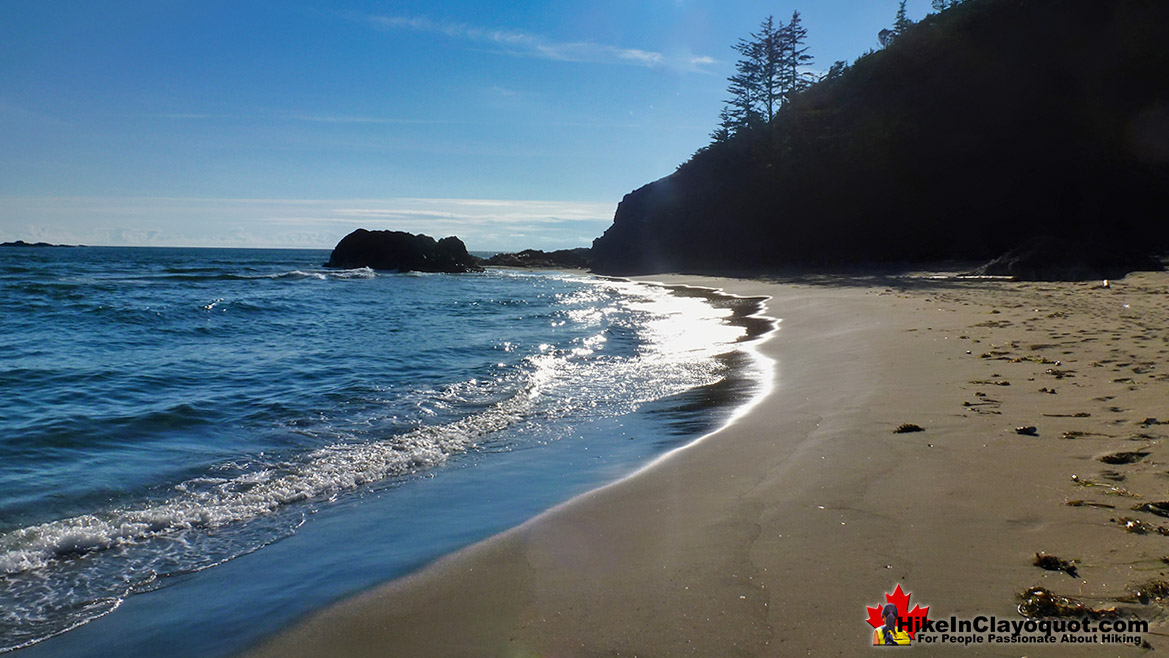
866, 584, 930, 640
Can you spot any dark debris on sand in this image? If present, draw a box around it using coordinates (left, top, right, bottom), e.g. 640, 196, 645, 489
1033, 552, 1079, 577
1132, 502, 1169, 519
1100, 451, 1150, 465
1018, 587, 1118, 619
1123, 579, 1169, 605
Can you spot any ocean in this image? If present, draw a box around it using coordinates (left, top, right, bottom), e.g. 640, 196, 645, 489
0, 246, 770, 657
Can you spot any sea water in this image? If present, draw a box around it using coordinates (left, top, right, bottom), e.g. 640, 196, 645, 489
0, 246, 769, 657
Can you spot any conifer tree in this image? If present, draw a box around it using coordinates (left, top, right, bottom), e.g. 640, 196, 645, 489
779, 10, 813, 102
893, 1, 913, 36
822, 60, 848, 81
729, 16, 787, 125
754, 16, 783, 123
882, 0, 913, 47
713, 11, 813, 141
725, 36, 764, 131
710, 107, 736, 143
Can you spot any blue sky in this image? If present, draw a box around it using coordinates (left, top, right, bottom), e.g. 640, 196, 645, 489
0, 0, 935, 250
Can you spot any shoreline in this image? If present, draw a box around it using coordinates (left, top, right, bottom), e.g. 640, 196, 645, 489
245, 272, 1169, 657
2, 269, 765, 658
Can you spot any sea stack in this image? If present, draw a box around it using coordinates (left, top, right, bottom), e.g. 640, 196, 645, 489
323, 229, 483, 273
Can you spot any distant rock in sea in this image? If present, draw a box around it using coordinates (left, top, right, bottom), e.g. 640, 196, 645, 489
323, 229, 483, 273
482, 248, 591, 269
0, 240, 71, 248
974, 236, 1164, 281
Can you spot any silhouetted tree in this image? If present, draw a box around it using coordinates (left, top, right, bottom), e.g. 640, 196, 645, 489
779, 10, 814, 101
723, 16, 785, 134
725, 39, 764, 133
715, 11, 814, 140
822, 60, 849, 81
931, 0, 963, 12
711, 107, 736, 142
754, 16, 784, 122
881, 1, 913, 47
894, 1, 913, 35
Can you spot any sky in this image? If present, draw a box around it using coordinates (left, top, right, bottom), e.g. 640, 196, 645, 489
0, 0, 936, 251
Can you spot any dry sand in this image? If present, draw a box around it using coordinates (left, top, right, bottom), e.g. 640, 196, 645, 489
246, 271, 1169, 657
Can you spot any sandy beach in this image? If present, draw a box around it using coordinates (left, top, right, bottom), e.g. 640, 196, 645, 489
246, 271, 1169, 657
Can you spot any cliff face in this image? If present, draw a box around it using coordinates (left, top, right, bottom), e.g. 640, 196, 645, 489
592, 0, 1169, 275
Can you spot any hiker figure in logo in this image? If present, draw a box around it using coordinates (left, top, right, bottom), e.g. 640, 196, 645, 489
873, 603, 911, 646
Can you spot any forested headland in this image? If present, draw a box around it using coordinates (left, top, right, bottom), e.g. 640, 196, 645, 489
591, 0, 1169, 276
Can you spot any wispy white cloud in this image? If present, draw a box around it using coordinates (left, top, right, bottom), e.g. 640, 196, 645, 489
360, 14, 712, 72
0, 196, 614, 251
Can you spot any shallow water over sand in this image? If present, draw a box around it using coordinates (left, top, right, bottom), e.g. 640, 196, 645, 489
0, 247, 769, 657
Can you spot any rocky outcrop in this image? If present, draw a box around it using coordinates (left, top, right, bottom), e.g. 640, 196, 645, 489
323, 229, 483, 273
974, 237, 1164, 281
482, 248, 591, 269
0, 241, 71, 247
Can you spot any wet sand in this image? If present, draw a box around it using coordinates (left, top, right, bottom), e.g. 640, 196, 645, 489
246, 271, 1169, 657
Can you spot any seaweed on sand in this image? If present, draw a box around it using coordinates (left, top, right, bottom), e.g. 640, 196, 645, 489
1033, 553, 1079, 577
1114, 516, 1169, 535
1100, 451, 1150, 465
1132, 502, 1169, 518
1123, 579, 1169, 605
1065, 500, 1115, 509
1018, 587, 1118, 619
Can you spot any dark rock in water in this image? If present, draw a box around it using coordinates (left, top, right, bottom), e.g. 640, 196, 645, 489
483, 248, 591, 269
1, 240, 67, 248
974, 237, 1164, 281
324, 229, 483, 273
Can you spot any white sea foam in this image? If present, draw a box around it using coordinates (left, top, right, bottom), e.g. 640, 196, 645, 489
0, 274, 759, 652
259, 270, 327, 280
328, 267, 376, 279
0, 277, 743, 578
246, 268, 375, 281
0, 352, 551, 576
